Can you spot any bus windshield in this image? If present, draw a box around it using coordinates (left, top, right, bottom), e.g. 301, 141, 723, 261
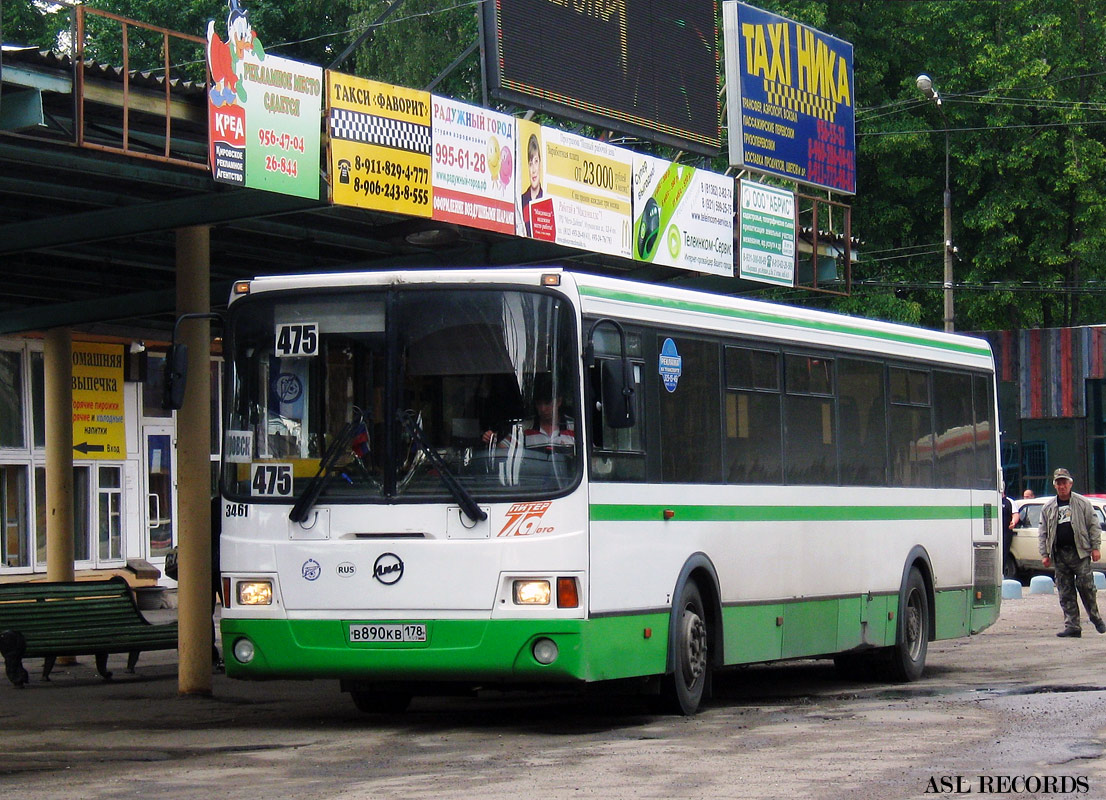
222, 286, 580, 504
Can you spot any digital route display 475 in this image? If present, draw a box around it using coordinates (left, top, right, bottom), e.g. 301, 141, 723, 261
484, 0, 721, 156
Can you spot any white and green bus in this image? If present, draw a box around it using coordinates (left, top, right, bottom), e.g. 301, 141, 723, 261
214, 268, 1000, 714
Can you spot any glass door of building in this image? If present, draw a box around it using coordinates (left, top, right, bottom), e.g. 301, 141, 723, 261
142, 427, 176, 562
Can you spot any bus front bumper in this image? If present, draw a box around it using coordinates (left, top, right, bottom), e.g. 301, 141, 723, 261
221, 613, 670, 684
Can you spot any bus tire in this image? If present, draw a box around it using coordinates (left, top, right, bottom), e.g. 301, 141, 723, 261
660, 581, 710, 715
885, 566, 929, 682
349, 689, 412, 714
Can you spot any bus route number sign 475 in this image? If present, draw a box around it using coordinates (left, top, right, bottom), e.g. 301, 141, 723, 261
349, 623, 427, 643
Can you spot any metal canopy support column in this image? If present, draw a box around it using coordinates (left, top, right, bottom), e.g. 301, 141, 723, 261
175, 226, 213, 696
44, 328, 75, 583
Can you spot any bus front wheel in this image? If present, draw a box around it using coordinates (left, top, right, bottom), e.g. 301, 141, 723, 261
660, 581, 710, 715
885, 566, 929, 682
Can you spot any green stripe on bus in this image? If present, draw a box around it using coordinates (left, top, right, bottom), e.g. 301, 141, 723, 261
221, 588, 996, 685
578, 285, 992, 357
589, 504, 984, 522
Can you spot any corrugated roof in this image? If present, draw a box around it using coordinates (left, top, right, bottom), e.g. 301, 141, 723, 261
2, 45, 205, 97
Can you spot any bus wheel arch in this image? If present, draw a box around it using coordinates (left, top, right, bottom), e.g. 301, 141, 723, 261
900, 546, 936, 643
886, 547, 934, 682
660, 554, 722, 715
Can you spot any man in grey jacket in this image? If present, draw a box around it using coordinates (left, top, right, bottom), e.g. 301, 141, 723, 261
1038, 468, 1105, 637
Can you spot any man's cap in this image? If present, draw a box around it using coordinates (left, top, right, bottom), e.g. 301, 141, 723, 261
1053, 468, 1073, 482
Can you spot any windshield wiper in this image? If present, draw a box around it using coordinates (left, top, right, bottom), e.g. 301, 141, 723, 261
397, 411, 487, 523
289, 417, 361, 523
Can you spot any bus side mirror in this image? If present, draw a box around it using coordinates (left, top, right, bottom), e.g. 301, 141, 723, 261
601, 358, 635, 429
161, 311, 224, 411
162, 343, 189, 410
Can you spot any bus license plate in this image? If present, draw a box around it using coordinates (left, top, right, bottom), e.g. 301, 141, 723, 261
349, 623, 427, 643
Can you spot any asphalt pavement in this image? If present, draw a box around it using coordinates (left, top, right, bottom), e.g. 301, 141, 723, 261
4, 588, 1106, 800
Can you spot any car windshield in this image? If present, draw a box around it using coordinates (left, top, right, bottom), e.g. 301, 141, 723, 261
222, 285, 580, 504
1017, 499, 1106, 528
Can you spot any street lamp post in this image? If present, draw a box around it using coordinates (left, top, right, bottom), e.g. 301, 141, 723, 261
916, 74, 955, 333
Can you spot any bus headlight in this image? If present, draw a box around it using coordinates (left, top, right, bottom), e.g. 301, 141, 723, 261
532, 637, 558, 665
237, 580, 273, 605
513, 579, 551, 605
232, 637, 256, 664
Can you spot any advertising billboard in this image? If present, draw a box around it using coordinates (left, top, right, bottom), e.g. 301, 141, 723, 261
723, 1, 855, 194
327, 74, 433, 217
206, 6, 322, 198
738, 180, 795, 285
71, 342, 125, 459
485, 0, 720, 155
516, 119, 633, 259
430, 96, 516, 234
632, 154, 734, 276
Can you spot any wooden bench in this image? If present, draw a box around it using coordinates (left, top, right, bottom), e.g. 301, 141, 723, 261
0, 577, 178, 687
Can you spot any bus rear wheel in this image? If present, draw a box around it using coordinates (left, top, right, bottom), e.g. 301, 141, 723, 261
885, 566, 929, 682
660, 581, 710, 715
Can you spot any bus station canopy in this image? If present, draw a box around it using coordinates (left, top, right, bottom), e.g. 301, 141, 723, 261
0, 45, 731, 341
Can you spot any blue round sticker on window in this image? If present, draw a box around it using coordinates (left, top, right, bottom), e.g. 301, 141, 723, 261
273, 373, 303, 403
659, 338, 682, 393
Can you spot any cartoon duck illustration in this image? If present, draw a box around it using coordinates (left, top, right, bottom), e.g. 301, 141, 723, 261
227, 0, 266, 63
207, 0, 266, 107
206, 20, 238, 107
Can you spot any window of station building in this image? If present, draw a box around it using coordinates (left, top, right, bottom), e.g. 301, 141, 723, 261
98, 466, 122, 561
933, 371, 975, 489
838, 359, 887, 486
32, 351, 44, 448
724, 345, 781, 483
889, 367, 933, 487
34, 466, 95, 566
783, 354, 836, 485
0, 350, 25, 448
659, 337, 722, 483
1, 465, 28, 567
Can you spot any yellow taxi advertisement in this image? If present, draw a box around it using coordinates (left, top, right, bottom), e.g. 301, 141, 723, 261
326, 72, 432, 217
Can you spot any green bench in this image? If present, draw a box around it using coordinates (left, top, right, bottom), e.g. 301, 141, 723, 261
0, 577, 178, 687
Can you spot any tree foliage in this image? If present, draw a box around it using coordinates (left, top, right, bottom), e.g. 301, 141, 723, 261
7, 0, 1106, 331
778, 0, 1106, 331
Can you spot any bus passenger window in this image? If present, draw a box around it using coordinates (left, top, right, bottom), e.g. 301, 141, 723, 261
725, 346, 782, 484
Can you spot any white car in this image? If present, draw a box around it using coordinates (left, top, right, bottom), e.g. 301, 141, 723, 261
1008, 495, 1106, 580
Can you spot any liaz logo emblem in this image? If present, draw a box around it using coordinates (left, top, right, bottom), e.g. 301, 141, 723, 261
373, 553, 404, 585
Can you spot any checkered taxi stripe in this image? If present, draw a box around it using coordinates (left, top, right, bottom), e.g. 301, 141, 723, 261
329, 108, 432, 155
763, 80, 837, 123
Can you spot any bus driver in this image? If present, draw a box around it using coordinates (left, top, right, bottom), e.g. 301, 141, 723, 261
482, 374, 575, 454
